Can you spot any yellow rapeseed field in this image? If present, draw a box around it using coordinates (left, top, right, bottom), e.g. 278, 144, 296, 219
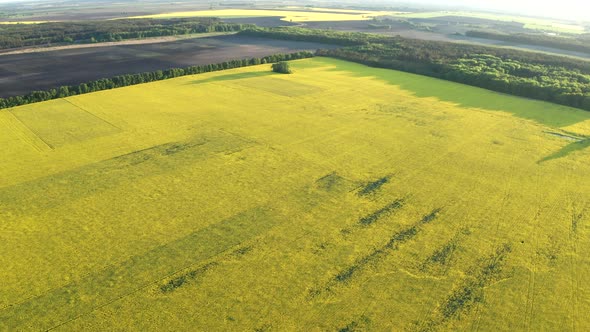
0, 21, 49, 24
1, 58, 589, 331
127, 8, 395, 22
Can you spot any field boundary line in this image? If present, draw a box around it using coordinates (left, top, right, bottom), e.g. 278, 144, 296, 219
62, 98, 122, 131
0, 135, 256, 313
0, 111, 53, 151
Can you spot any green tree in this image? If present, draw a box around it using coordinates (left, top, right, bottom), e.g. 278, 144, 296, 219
272, 61, 292, 74
58, 86, 69, 98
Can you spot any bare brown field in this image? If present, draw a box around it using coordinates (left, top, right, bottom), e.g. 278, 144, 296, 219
0, 34, 336, 98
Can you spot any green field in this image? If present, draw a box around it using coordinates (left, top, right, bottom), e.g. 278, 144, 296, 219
1, 57, 590, 331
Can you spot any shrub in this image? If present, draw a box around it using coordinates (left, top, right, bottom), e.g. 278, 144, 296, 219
271, 61, 292, 74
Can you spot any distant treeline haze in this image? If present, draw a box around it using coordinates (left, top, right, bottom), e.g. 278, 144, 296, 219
0, 18, 254, 50
466, 30, 590, 55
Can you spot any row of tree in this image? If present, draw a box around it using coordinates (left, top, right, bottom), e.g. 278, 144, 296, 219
241, 28, 590, 111
0, 18, 254, 50
0, 52, 314, 109
239, 27, 391, 46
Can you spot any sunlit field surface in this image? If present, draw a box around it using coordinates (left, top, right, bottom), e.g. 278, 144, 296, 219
1, 58, 590, 331
128, 8, 396, 22
0, 21, 48, 24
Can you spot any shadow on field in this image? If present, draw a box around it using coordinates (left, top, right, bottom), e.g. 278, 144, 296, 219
188, 71, 276, 85
538, 139, 590, 163
314, 57, 590, 128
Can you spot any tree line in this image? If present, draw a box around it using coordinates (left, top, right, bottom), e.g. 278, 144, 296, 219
0, 52, 314, 109
239, 27, 392, 46
466, 30, 590, 55
240, 28, 590, 111
0, 18, 254, 50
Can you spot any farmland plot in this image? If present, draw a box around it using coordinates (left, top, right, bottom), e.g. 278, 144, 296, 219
1, 57, 590, 331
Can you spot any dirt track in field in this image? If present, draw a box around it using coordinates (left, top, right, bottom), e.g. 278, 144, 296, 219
0, 33, 234, 56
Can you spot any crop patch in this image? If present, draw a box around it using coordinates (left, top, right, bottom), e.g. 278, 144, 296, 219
443, 244, 512, 318
422, 241, 458, 277
420, 244, 512, 330
315, 172, 354, 192
160, 262, 218, 293
231, 246, 253, 257
571, 205, 587, 235
114, 138, 210, 165
421, 227, 468, 275
535, 235, 562, 268
163, 141, 207, 155
337, 315, 371, 332
358, 175, 391, 196
421, 208, 442, 224
0, 131, 252, 217
312, 209, 440, 297
312, 242, 330, 255
359, 199, 405, 226
328, 225, 418, 288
